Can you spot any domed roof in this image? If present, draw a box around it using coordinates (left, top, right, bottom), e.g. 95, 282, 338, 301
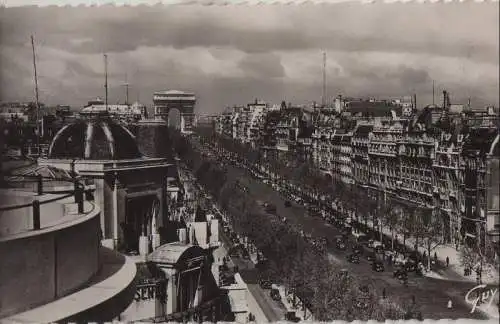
48, 116, 142, 160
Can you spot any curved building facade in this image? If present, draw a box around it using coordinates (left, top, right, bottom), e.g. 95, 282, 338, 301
0, 176, 136, 322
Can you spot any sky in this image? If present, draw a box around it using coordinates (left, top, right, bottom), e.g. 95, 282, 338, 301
0, 2, 498, 115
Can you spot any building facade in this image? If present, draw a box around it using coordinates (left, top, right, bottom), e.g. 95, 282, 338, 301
212, 95, 499, 245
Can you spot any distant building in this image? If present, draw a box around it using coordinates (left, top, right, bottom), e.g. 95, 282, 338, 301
345, 98, 402, 119
80, 99, 144, 122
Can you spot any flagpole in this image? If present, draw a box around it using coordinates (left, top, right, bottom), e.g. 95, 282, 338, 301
31, 35, 41, 156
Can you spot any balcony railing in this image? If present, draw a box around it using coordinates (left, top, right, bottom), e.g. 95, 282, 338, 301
1, 175, 95, 234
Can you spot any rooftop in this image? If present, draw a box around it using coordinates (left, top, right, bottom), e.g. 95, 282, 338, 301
48, 116, 142, 160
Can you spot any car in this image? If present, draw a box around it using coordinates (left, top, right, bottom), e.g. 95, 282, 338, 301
285, 312, 301, 323
347, 253, 360, 264
265, 205, 277, 214
259, 279, 272, 289
335, 241, 346, 250
340, 268, 349, 276
352, 244, 363, 255
404, 261, 417, 272
270, 289, 281, 301
393, 268, 408, 280
341, 226, 352, 235
366, 252, 376, 262
372, 261, 385, 272
368, 239, 383, 249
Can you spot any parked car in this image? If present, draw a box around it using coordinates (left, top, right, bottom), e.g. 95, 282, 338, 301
366, 251, 376, 262
270, 288, 281, 301
241, 250, 250, 260
341, 225, 352, 235
259, 279, 272, 289
368, 239, 383, 249
347, 253, 360, 264
285, 311, 301, 323
265, 204, 277, 214
352, 244, 363, 255
372, 261, 385, 272
335, 236, 347, 250
405, 260, 417, 272
393, 267, 408, 280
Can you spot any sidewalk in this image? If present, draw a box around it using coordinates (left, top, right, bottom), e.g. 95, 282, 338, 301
358, 218, 499, 285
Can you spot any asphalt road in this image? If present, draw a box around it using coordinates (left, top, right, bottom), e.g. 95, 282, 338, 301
218, 158, 491, 320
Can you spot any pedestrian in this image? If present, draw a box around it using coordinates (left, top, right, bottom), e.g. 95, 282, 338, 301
447, 299, 453, 309
434, 252, 438, 263
446, 256, 450, 267
382, 288, 387, 299
412, 295, 416, 304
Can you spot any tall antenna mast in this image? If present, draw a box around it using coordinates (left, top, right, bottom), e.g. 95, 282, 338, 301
432, 80, 435, 106
135, 68, 140, 103
31, 35, 41, 155
123, 73, 129, 106
104, 53, 108, 112
322, 51, 326, 107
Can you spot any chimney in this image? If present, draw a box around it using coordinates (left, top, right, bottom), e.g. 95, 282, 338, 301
177, 228, 187, 244
442, 90, 450, 110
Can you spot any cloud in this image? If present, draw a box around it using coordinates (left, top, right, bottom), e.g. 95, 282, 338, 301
239, 53, 285, 79
0, 3, 498, 113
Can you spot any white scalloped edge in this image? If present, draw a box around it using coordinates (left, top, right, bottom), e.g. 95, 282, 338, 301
0, 0, 499, 8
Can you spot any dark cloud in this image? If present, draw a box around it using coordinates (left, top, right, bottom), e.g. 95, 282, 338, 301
0, 3, 498, 112
1, 4, 498, 62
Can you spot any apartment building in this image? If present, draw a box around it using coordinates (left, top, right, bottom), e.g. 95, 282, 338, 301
367, 119, 403, 199
397, 123, 435, 209
461, 128, 499, 250
352, 124, 373, 185
432, 130, 466, 244
212, 97, 499, 246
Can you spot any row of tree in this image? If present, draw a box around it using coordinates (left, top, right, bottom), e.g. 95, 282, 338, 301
172, 129, 419, 321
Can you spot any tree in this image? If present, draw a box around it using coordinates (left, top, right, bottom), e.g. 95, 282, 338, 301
384, 204, 401, 251
459, 244, 483, 275
400, 207, 415, 250
413, 207, 443, 269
